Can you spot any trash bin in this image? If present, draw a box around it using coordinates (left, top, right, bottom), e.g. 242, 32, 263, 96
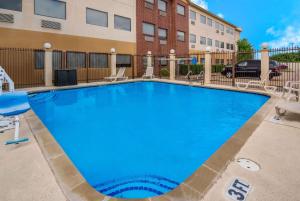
54, 69, 77, 86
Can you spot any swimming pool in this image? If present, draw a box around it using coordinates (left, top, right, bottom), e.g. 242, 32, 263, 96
29, 82, 269, 199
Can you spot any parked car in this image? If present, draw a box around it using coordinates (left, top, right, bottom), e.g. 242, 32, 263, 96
221, 60, 282, 79
270, 60, 288, 70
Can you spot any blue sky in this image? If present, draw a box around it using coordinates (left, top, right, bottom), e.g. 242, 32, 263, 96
192, 0, 300, 49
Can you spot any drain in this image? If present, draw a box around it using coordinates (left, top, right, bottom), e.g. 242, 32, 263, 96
237, 158, 260, 172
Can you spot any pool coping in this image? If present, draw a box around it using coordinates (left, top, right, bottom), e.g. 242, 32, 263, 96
24, 79, 276, 201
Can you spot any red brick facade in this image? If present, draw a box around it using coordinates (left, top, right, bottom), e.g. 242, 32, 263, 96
136, 0, 189, 75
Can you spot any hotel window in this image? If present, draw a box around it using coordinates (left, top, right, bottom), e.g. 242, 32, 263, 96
215, 22, 220, 30
177, 31, 185, 42
143, 22, 155, 36
53, 51, 62, 70
114, 15, 131, 31
34, 0, 66, 19
190, 10, 196, 20
190, 34, 196, 43
159, 57, 168, 66
200, 36, 206, 45
220, 24, 224, 32
221, 42, 225, 49
226, 43, 230, 50
158, 28, 167, 40
90, 53, 108, 68
0, 0, 22, 11
145, 0, 154, 3
215, 40, 220, 48
35, 50, 45, 69
207, 38, 213, 46
207, 18, 213, 27
67, 52, 86, 69
200, 15, 206, 24
226, 27, 230, 34
158, 0, 167, 12
176, 4, 185, 16
86, 8, 108, 27
117, 55, 132, 67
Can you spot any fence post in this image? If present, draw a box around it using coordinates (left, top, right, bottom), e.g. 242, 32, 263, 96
110, 48, 117, 76
204, 48, 212, 85
261, 43, 270, 85
147, 51, 152, 68
169, 49, 176, 80
44, 43, 53, 87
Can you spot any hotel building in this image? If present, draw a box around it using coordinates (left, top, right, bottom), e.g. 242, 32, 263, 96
189, 2, 241, 55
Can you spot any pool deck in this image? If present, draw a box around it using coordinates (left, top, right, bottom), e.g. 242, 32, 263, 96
0, 79, 300, 201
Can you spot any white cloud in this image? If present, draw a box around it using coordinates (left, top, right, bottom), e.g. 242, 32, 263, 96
267, 25, 300, 48
192, 0, 208, 10
217, 13, 224, 19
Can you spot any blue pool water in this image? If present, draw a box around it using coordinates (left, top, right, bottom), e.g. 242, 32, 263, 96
29, 82, 268, 199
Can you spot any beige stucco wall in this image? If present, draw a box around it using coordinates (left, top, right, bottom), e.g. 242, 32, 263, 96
189, 6, 240, 53
0, 0, 136, 43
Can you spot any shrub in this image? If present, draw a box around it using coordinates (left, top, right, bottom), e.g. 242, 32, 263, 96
160, 68, 170, 77
179, 64, 204, 75
212, 64, 225, 73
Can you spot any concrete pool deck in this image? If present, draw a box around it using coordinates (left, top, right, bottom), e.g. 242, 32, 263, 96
0, 79, 300, 201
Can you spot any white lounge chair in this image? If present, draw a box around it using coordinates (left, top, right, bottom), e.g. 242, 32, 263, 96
105, 67, 128, 82
275, 100, 300, 120
236, 70, 272, 89
265, 81, 300, 101
186, 71, 204, 81
142, 67, 154, 79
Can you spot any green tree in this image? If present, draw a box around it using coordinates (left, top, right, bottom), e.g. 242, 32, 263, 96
237, 39, 254, 62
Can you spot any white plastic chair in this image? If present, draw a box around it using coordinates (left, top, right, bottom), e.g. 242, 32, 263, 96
105, 67, 128, 82
142, 67, 154, 79
236, 70, 272, 89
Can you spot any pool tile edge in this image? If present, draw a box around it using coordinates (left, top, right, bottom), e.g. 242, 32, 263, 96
25, 80, 276, 201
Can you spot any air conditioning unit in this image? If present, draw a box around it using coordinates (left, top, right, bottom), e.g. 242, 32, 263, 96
159, 11, 167, 16
191, 45, 195, 48
191, 21, 195, 25
216, 30, 219, 33
41, 20, 62, 30
0, 13, 14, 23
160, 40, 167, 45
145, 36, 154, 42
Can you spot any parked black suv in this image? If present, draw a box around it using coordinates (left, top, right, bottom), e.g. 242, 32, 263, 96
221, 60, 281, 79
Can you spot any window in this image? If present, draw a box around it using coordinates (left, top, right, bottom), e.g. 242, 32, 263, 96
215, 40, 220, 48
207, 38, 212, 46
158, 0, 167, 12
0, 0, 22, 11
177, 31, 185, 42
145, 0, 154, 3
220, 24, 224, 32
226, 27, 230, 34
158, 28, 167, 40
221, 42, 224, 48
207, 18, 212, 27
215, 22, 219, 30
35, 50, 45, 69
159, 57, 168, 66
53, 51, 62, 70
90, 53, 108, 68
177, 4, 185, 15
200, 15, 206, 24
114, 15, 131, 31
86, 8, 108, 27
200, 36, 206, 45
238, 61, 247, 67
117, 55, 132, 67
67, 52, 86, 69
34, 0, 66, 19
143, 22, 155, 36
231, 44, 234, 50
190, 34, 196, 43
190, 10, 196, 20
226, 43, 230, 50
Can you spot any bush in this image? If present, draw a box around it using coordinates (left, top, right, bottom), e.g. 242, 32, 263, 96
179, 64, 204, 75
160, 68, 170, 77
212, 64, 225, 73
